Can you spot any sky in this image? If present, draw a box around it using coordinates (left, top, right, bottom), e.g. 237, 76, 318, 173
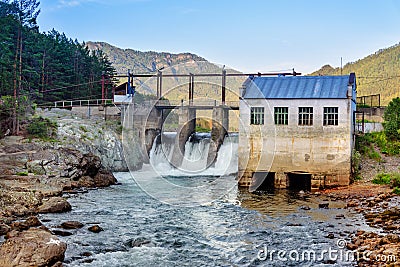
37, 0, 400, 74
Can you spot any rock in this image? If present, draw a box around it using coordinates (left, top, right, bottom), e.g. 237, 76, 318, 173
10, 204, 30, 217
10, 221, 30, 232
356, 230, 365, 236
93, 168, 117, 187
25, 216, 42, 227
326, 233, 335, 239
88, 225, 103, 233
319, 202, 329, 209
383, 225, 398, 231
52, 229, 73, 237
335, 214, 346, 219
0, 228, 66, 267
287, 223, 302, 226
347, 200, 359, 207
300, 205, 311, 210
373, 218, 383, 224
125, 237, 151, 248
81, 252, 92, 257
0, 223, 11, 236
346, 243, 358, 250
26, 160, 46, 175
61, 221, 84, 229
37, 197, 72, 213
81, 152, 102, 177
78, 176, 95, 188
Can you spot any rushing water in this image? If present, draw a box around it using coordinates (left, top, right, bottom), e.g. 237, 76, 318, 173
39, 134, 373, 266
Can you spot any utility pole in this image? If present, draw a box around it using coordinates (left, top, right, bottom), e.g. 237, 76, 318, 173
101, 71, 105, 105
222, 68, 226, 105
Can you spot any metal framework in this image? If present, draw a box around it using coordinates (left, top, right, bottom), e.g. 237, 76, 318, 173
113, 69, 301, 103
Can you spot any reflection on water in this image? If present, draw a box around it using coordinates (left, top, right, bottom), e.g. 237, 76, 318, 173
238, 188, 347, 218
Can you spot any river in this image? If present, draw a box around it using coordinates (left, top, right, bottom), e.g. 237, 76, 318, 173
39, 171, 375, 267
39, 133, 374, 266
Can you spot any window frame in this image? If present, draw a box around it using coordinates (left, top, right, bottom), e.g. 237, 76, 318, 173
250, 107, 265, 125
323, 107, 339, 126
274, 107, 289, 125
298, 107, 313, 126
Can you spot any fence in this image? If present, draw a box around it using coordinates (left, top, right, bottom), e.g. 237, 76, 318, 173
356, 94, 380, 107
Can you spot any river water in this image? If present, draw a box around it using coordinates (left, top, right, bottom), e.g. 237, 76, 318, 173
39, 134, 373, 266
39, 171, 375, 267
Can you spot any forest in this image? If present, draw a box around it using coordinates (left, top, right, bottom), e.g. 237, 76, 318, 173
0, 0, 116, 135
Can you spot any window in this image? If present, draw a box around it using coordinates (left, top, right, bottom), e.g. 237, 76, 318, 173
250, 107, 264, 125
298, 107, 313, 126
274, 107, 288, 125
324, 107, 339, 126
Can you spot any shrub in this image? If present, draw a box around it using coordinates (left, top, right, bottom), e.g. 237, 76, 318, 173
393, 187, 400, 195
27, 117, 57, 139
384, 97, 400, 140
391, 173, 400, 187
373, 172, 400, 187
372, 173, 392, 185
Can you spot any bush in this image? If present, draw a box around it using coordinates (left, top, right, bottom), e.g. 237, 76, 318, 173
391, 173, 400, 187
27, 117, 57, 139
372, 173, 392, 185
384, 97, 400, 140
356, 132, 400, 156
393, 187, 400, 195
372, 172, 400, 187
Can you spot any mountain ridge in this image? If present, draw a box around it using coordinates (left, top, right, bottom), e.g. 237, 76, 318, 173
88, 41, 400, 105
311, 42, 400, 105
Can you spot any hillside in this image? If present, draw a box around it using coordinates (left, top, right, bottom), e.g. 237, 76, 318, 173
86, 41, 244, 99
311, 43, 400, 105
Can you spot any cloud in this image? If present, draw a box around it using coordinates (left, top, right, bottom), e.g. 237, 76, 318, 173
57, 0, 82, 8
55, 0, 149, 9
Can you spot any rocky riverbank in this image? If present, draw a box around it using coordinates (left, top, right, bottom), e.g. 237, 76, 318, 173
323, 154, 400, 266
0, 135, 117, 266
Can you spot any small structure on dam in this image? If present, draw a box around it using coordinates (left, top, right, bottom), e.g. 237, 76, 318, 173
238, 73, 357, 191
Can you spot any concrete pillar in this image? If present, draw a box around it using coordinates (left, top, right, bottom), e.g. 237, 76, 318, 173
274, 172, 288, 189
207, 107, 229, 166
238, 171, 253, 187
170, 107, 196, 168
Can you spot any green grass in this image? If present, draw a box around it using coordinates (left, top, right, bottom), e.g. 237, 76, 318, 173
393, 187, 400, 195
195, 126, 211, 133
16, 171, 28, 176
372, 172, 400, 186
356, 132, 400, 159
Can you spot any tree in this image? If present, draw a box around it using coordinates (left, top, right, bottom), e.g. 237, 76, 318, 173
3, 0, 40, 134
383, 97, 400, 140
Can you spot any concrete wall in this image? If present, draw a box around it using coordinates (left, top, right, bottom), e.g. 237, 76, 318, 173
357, 107, 385, 123
71, 106, 120, 120
239, 98, 354, 190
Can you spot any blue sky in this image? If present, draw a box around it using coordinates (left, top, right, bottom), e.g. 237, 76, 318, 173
38, 0, 400, 74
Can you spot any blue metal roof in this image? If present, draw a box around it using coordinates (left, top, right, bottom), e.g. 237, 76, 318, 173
242, 74, 356, 99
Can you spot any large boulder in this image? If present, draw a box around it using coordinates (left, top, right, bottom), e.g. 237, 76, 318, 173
37, 197, 71, 213
93, 168, 117, 187
0, 228, 66, 267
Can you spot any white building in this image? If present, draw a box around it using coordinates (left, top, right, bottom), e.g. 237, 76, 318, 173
238, 73, 357, 191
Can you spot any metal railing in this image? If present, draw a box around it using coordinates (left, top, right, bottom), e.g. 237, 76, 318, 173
154, 99, 239, 108
357, 94, 380, 107
54, 99, 113, 108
